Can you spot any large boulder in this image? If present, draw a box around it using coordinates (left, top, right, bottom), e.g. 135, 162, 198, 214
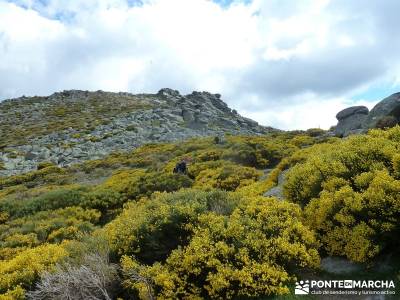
334, 106, 369, 137
364, 92, 400, 129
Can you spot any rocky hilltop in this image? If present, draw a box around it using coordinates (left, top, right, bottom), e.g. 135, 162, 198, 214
0, 88, 275, 176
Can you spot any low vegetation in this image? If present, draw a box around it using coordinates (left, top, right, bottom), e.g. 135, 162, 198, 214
0, 127, 399, 298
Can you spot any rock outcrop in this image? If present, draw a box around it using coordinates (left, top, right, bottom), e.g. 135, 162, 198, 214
364, 92, 400, 129
334, 106, 369, 137
334, 92, 400, 137
0, 89, 276, 176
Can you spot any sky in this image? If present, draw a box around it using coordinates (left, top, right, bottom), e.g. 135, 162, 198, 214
1, 0, 400, 130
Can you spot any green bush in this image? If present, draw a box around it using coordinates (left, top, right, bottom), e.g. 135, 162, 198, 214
0, 166, 68, 189
121, 197, 320, 299
82, 188, 124, 212
283, 127, 400, 262
103, 189, 240, 263
104, 170, 193, 200
0, 207, 100, 257
193, 162, 262, 191
0, 187, 88, 218
283, 134, 397, 206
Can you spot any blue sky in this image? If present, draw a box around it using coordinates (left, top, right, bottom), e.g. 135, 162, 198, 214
0, 0, 399, 129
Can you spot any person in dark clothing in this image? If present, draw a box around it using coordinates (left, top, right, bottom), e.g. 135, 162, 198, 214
173, 159, 188, 175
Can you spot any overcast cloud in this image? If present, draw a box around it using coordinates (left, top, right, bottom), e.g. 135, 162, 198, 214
1, 0, 400, 129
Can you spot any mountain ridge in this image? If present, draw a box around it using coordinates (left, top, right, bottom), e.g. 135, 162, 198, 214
0, 88, 276, 176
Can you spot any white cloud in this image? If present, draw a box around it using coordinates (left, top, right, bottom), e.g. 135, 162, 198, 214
0, 0, 399, 130
242, 94, 377, 130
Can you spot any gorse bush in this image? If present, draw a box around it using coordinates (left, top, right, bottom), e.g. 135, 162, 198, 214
121, 197, 319, 299
82, 188, 124, 212
304, 169, 400, 262
2, 129, 398, 298
283, 133, 398, 206
103, 169, 193, 200
103, 189, 240, 263
0, 165, 68, 189
0, 243, 67, 297
283, 126, 400, 262
220, 136, 294, 168
0, 187, 88, 218
0, 207, 100, 260
193, 161, 262, 191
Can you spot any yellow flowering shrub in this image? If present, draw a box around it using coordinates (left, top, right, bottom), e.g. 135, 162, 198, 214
103, 169, 193, 200
0, 285, 25, 300
0, 207, 100, 260
121, 197, 320, 299
0, 243, 67, 295
283, 127, 400, 262
103, 189, 240, 263
193, 162, 262, 191
284, 130, 399, 206
304, 170, 400, 262
221, 135, 295, 168
0, 165, 68, 189
0, 131, 341, 297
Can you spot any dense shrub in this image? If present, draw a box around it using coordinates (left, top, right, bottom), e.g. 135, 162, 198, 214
283, 127, 400, 262
306, 128, 326, 137
36, 161, 56, 170
283, 133, 398, 206
121, 197, 319, 299
82, 188, 124, 212
0, 187, 88, 218
0, 166, 68, 189
0, 132, 330, 297
103, 189, 240, 263
221, 136, 291, 168
0, 207, 100, 259
193, 162, 262, 191
0, 244, 67, 297
103, 170, 193, 200
304, 170, 400, 262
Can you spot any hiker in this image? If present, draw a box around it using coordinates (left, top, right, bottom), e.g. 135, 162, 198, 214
214, 133, 225, 144
173, 158, 189, 175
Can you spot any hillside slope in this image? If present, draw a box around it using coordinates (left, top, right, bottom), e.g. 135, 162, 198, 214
0, 126, 399, 299
0, 90, 399, 299
0, 88, 275, 176
0, 130, 324, 299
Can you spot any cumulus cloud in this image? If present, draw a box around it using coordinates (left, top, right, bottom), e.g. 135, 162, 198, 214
0, 0, 399, 129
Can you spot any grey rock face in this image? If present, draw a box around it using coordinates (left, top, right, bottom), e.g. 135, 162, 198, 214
0, 88, 277, 176
364, 92, 400, 129
333, 92, 400, 137
334, 106, 369, 137
336, 106, 369, 121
